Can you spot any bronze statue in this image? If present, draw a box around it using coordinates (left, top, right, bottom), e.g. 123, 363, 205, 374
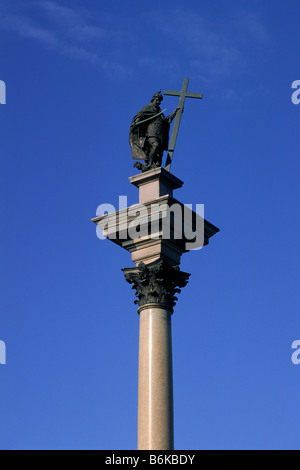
129, 91, 180, 172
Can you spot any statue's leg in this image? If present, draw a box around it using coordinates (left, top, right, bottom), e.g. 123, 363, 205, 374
147, 138, 159, 167
156, 152, 163, 167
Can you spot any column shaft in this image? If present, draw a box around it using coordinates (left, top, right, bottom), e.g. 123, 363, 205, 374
137, 305, 174, 450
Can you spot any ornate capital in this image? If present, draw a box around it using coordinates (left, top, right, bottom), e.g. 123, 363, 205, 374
122, 259, 190, 312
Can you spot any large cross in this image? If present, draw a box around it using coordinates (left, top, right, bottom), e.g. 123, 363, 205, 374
164, 78, 203, 172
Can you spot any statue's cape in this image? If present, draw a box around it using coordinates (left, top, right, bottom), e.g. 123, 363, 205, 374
129, 103, 169, 160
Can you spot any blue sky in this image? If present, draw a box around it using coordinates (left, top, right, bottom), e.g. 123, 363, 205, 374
0, 0, 299, 450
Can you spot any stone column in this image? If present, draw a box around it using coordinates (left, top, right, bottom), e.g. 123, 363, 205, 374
137, 304, 173, 450
92, 167, 219, 449
123, 259, 190, 450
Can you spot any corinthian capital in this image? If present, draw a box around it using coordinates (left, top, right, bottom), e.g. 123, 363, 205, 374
123, 259, 190, 313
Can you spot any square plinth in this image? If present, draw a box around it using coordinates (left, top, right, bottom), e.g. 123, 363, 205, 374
129, 167, 184, 204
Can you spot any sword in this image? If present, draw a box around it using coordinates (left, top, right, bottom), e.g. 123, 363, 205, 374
131, 108, 167, 129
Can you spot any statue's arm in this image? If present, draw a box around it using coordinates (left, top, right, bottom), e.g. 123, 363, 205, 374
166, 107, 181, 124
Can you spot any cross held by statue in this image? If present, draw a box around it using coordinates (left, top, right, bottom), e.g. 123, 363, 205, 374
164, 78, 203, 172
